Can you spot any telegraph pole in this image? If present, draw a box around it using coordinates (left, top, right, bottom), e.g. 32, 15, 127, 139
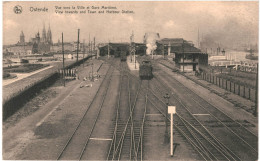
163, 45, 165, 59
108, 40, 110, 59
198, 28, 200, 49
91, 41, 93, 56
77, 29, 80, 62
93, 37, 96, 58
89, 33, 91, 59
182, 42, 184, 72
254, 63, 258, 117
62, 32, 65, 87
83, 39, 85, 67
130, 31, 134, 62
134, 44, 136, 69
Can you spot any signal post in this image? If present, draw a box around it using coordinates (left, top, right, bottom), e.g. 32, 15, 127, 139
168, 106, 176, 157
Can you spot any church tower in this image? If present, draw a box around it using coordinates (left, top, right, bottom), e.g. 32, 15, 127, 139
47, 24, 53, 45
36, 31, 40, 44
20, 31, 25, 43
42, 23, 47, 43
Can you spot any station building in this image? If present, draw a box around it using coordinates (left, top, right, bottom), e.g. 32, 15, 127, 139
157, 38, 208, 72
96, 37, 208, 72
98, 43, 130, 56
98, 42, 147, 57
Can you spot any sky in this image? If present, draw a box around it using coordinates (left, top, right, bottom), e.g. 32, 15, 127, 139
3, 1, 259, 46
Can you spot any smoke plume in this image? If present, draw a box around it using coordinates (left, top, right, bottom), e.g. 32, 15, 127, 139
144, 33, 160, 55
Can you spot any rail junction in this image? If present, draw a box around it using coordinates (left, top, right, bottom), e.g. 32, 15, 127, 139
3, 56, 258, 160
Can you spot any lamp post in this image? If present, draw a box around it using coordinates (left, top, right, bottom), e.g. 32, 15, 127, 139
164, 93, 170, 143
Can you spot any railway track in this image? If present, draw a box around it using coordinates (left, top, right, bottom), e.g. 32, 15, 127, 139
107, 62, 132, 160
57, 64, 114, 160
159, 59, 256, 113
107, 60, 148, 161
105, 58, 208, 160
104, 57, 257, 160
104, 59, 206, 160
156, 61, 258, 144
151, 63, 258, 160
148, 77, 242, 160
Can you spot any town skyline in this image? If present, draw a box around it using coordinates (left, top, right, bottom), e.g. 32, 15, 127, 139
3, 1, 258, 47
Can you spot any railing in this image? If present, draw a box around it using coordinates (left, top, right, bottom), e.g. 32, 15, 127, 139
199, 72, 256, 102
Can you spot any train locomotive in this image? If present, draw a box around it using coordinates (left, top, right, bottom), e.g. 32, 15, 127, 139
139, 60, 153, 80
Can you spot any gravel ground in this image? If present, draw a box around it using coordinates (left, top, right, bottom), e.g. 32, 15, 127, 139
81, 69, 120, 160
3, 87, 59, 130
144, 100, 203, 160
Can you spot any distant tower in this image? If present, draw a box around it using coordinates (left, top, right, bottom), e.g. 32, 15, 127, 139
20, 31, 25, 43
47, 23, 53, 45
36, 31, 40, 44
42, 23, 47, 43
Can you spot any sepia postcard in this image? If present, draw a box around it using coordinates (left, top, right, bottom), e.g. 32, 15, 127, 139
2, 1, 259, 160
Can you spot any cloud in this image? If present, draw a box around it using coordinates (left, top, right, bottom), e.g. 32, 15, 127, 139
165, 20, 174, 28
124, 15, 134, 24
3, 19, 17, 30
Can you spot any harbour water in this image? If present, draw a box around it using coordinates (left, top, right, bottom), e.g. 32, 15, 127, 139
226, 50, 258, 63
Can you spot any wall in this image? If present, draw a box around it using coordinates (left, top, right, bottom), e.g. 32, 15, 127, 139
3, 56, 92, 120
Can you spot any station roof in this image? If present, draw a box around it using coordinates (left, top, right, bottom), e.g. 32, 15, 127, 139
156, 38, 202, 54
98, 42, 130, 48
172, 43, 201, 53
158, 38, 185, 44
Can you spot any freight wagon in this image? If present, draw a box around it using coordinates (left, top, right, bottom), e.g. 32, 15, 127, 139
114, 50, 120, 58
120, 51, 127, 61
139, 60, 153, 80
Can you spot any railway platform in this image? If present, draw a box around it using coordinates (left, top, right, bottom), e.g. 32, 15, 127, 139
127, 55, 139, 70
